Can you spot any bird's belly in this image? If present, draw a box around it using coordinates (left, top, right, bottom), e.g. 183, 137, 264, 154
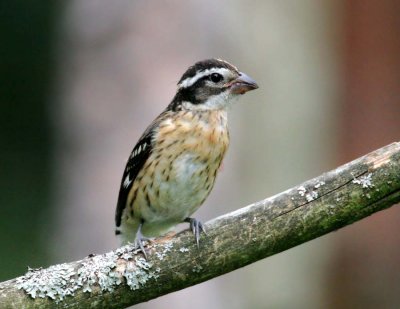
143, 153, 215, 223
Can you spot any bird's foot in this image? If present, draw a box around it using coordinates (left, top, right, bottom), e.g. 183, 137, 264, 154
134, 224, 150, 259
184, 217, 206, 248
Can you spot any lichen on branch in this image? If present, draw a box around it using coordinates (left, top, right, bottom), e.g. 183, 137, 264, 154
0, 142, 399, 309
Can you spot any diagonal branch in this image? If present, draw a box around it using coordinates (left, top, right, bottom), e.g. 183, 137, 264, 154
1, 142, 400, 309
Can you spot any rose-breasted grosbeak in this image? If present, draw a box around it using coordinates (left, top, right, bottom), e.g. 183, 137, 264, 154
115, 59, 258, 257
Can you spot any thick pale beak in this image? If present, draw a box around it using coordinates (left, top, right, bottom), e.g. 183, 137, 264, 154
229, 72, 259, 95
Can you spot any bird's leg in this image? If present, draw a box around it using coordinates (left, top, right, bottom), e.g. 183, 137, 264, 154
184, 217, 206, 247
134, 222, 150, 259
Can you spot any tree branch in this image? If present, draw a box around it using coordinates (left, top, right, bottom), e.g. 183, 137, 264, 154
1, 142, 400, 309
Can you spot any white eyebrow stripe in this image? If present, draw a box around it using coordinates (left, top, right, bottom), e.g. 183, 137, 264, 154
178, 68, 230, 89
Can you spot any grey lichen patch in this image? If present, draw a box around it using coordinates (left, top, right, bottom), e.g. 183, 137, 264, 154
163, 242, 174, 252
76, 252, 121, 293
314, 181, 325, 189
154, 242, 174, 261
297, 186, 319, 202
192, 265, 203, 273
16, 245, 160, 302
123, 258, 160, 290
79, 246, 160, 292
155, 252, 166, 260
297, 186, 306, 197
16, 264, 78, 302
115, 244, 137, 260
305, 191, 318, 202
352, 173, 374, 188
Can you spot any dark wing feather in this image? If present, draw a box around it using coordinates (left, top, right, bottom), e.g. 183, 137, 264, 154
115, 111, 170, 228
115, 135, 152, 228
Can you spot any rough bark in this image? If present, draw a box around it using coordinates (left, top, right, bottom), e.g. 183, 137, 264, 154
0, 142, 399, 309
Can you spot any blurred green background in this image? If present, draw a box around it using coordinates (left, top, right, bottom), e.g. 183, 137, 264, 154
1, 1, 399, 308
0, 0, 59, 278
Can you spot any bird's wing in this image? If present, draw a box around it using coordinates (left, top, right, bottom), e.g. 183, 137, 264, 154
115, 111, 170, 229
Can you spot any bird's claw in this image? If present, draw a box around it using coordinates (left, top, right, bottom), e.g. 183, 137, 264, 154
134, 224, 150, 259
185, 217, 206, 248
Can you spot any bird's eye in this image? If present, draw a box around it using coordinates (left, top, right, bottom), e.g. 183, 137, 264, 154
210, 73, 223, 83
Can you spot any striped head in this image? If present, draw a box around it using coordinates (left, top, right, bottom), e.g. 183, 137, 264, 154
169, 59, 258, 111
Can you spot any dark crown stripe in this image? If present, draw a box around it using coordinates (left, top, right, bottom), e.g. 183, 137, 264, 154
177, 58, 238, 85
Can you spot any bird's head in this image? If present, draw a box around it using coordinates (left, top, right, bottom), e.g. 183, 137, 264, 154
170, 59, 258, 111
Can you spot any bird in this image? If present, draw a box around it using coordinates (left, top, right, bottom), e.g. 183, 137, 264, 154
115, 58, 258, 257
